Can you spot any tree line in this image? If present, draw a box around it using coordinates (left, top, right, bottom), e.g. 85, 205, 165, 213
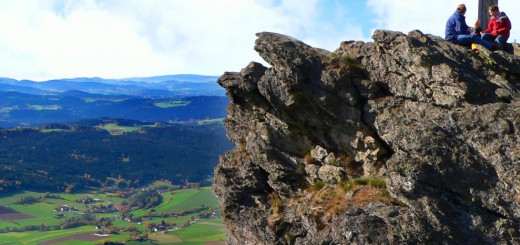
0, 120, 233, 193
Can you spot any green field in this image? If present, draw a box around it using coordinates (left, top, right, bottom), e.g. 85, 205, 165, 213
0, 226, 115, 245
28, 104, 62, 110
196, 118, 224, 125
0, 185, 226, 244
40, 129, 66, 133
0, 192, 123, 229
131, 188, 219, 217
170, 221, 227, 243
153, 101, 191, 108
96, 123, 155, 135
83, 98, 127, 103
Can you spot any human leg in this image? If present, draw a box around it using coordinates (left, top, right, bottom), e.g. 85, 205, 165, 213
456, 34, 474, 46
487, 36, 507, 50
457, 34, 492, 50
473, 37, 493, 50
481, 33, 494, 43
495, 35, 507, 45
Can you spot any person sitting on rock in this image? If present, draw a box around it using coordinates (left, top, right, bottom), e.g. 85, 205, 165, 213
473, 19, 483, 36
445, 4, 493, 50
482, 5, 511, 50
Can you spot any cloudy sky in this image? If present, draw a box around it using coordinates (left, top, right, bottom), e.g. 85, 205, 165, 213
1, 0, 519, 81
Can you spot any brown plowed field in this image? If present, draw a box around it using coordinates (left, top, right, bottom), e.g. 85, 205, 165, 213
37, 232, 101, 245
0, 206, 35, 220
205, 241, 225, 245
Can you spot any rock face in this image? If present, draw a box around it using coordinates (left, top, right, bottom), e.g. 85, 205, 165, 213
213, 30, 520, 244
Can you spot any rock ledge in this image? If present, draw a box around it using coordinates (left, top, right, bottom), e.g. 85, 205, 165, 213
214, 30, 520, 244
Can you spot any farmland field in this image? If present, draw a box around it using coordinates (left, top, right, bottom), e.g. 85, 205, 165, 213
153, 100, 191, 108
0, 185, 226, 244
0, 206, 35, 221
95, 123, 155, 135
37, 231, 101, 245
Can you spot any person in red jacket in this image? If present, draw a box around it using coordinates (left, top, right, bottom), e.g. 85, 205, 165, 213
482, 5, 511, 50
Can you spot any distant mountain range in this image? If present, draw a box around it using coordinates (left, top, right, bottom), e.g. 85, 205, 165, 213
0, 74, 228, 127
0, 74, 224, 96
0, 75, 232, 192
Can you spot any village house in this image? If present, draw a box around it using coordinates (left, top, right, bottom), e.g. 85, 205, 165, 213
53, 205, 79, 212
54, 213, 65, 219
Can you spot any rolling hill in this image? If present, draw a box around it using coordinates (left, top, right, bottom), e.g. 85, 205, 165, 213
0, 119, 233, 193
0, 74, 224, 96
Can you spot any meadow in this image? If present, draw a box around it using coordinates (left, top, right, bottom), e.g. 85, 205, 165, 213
0, 185, 226, 244
95, 123, 156, 135
153, 100, 191, 108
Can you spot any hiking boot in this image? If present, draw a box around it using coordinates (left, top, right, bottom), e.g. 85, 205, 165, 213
492, 42, 503, 51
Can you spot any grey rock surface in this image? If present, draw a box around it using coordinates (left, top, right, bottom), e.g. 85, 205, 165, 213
213, 30, 520, 244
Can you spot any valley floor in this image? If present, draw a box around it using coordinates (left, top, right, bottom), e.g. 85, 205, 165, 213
0, 184, 226, 244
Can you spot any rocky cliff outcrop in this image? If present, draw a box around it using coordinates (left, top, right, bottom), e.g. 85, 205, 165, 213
213, 30, 520, 244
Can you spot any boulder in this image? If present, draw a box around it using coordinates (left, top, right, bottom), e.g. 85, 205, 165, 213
214, 30, 520, 244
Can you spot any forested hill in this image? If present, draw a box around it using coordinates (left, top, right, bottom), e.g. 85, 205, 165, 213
0, 92, 228, 128
0, 74, 224, 96
0, 119, 233, 193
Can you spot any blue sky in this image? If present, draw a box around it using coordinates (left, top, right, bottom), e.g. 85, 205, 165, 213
0, 0, 518, 81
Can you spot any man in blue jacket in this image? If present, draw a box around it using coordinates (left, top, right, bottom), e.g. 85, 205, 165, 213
445, 4, 493, 50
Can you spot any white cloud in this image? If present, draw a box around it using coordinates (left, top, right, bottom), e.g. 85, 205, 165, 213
367, 0, 520, 42
2, 0, 518, 81
0, 0, 174, 80
367, 0, 473, 36
0, 0, 373, 81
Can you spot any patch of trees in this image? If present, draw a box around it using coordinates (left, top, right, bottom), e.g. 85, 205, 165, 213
0, 224, 61, 233
63, 211, 96, 229
63, 216, 90, 229
15, 193, 64, 204
0, 120, 233, 193
103, 239, 126, 245
127, 191, 162, 210
15, 196, 39, 204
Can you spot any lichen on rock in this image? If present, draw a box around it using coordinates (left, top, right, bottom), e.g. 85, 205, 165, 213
213, 30, 520, 244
